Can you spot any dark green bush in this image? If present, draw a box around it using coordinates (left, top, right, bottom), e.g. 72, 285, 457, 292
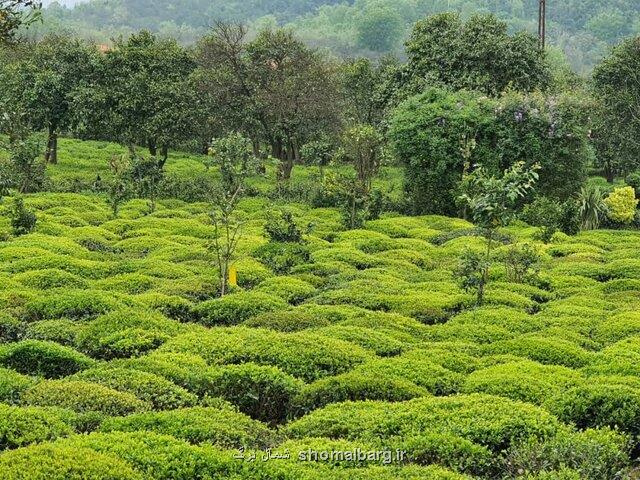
100, 406, 273, 449
0, 443, 142, 479
23, 380, 150, 416
253, 241, 311, 274
194, 292, 288, 326
10, 198, 37, 237
0, 340, 95, 378
504, 427, 631, 480
71, 367, 198, 410
205, 363, 303, 423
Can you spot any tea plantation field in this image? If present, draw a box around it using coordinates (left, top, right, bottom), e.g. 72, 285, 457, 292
2, 142, 640, 479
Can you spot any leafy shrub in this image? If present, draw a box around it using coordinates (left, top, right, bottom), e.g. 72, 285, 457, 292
22, 289, 121, 321
0, 404, 73, 450
505, 427, 631, 480
9, 198, 37, 237
484, 336, 593, 368
0, 368, 35, 404
114, 352, 213, 396
0, 313, 23, 343
0, 340, 94, 378
285, 394, 561, 454
205, 363, 303, 423
23, 380, 150, 416
604, 186, 638, 224
76, 309, 185, 359
352, 356, 463, 395
255, 277, 316, 304
293, 371, 428, 414
253, 241, 311, 274
24, 320, 81, 346
313, 326, 405, 356
0, 443, 142, 480
100, 406, 273, 448
194, 292, 288, 326
243, 309, 331, 332
461, 361, 582, 405
71, 367, 197, 410
160, 327, 372, 382
545, 383, 640, 435
58, 431, 242, 480
13, 269, 88, 290
264, 208, 304, 243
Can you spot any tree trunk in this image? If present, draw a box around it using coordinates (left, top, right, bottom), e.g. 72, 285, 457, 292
160, 145, 169, 165
45, 127, 58, 164
148, 139, 157, 157
605, 161, 614, 183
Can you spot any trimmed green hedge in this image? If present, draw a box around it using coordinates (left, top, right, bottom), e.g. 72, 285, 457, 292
71, 367, 197, 410
160, 327, 372, 382
0, 405, 73, 450
205, 363, 303, 423
23, 380, 150, 416
0, 443, 143, 479
285, 394, 562, 454
100, 407, 273, 448
194, 292, 288, 326
0, 340, 94, 378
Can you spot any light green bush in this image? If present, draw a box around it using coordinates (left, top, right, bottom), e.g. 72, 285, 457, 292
71, 367, 197, 410
255, 277, 317, 304
76, 309, 185, 359
13, 269, 88, 290
161, 327, 372, 382
0, 443, 142, 480
23, 380, 150, 416
0, 367, 34, 405
194, 292, 288, 326
604, 186, 638, 224
285, 394, 561, 454
24, 320, 82, 346
22, 289, 122, 320
293, 371, 428, 414
313, 326, 405, 356
100, 407, 273, 448
243, 309, 331, 332
484, 336, 593, 368
0, 404, 74, 450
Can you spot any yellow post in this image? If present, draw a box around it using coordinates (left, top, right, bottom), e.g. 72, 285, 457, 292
228, 265, 238, 287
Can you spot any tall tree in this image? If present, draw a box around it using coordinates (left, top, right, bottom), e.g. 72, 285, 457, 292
400, 12, 550, 98
592, 36, 640, 181
0, 0, 41, 44
196, 24, 342, 181
0, 35, 98, 164
75, 31, 198, 162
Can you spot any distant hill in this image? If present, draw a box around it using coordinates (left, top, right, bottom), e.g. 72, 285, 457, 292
37, 0, 640, 73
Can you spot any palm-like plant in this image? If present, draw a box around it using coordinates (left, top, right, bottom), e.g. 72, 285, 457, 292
578, 184, 607, 230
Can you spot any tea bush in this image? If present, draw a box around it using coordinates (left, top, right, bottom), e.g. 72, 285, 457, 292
100, 407, 273, 448
194, 292, 288, 326
23, 380, 150, 415
205, 363, 304, 423
71, 367, 198, 410
0, 340, 95, 378
0, 405, 74, 450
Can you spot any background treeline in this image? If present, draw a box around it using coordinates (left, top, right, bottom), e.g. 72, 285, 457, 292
3, 10, 640, 233
33, 0, 640, 73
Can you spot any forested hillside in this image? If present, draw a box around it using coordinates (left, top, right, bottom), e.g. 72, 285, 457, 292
38, 0, 640, 72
